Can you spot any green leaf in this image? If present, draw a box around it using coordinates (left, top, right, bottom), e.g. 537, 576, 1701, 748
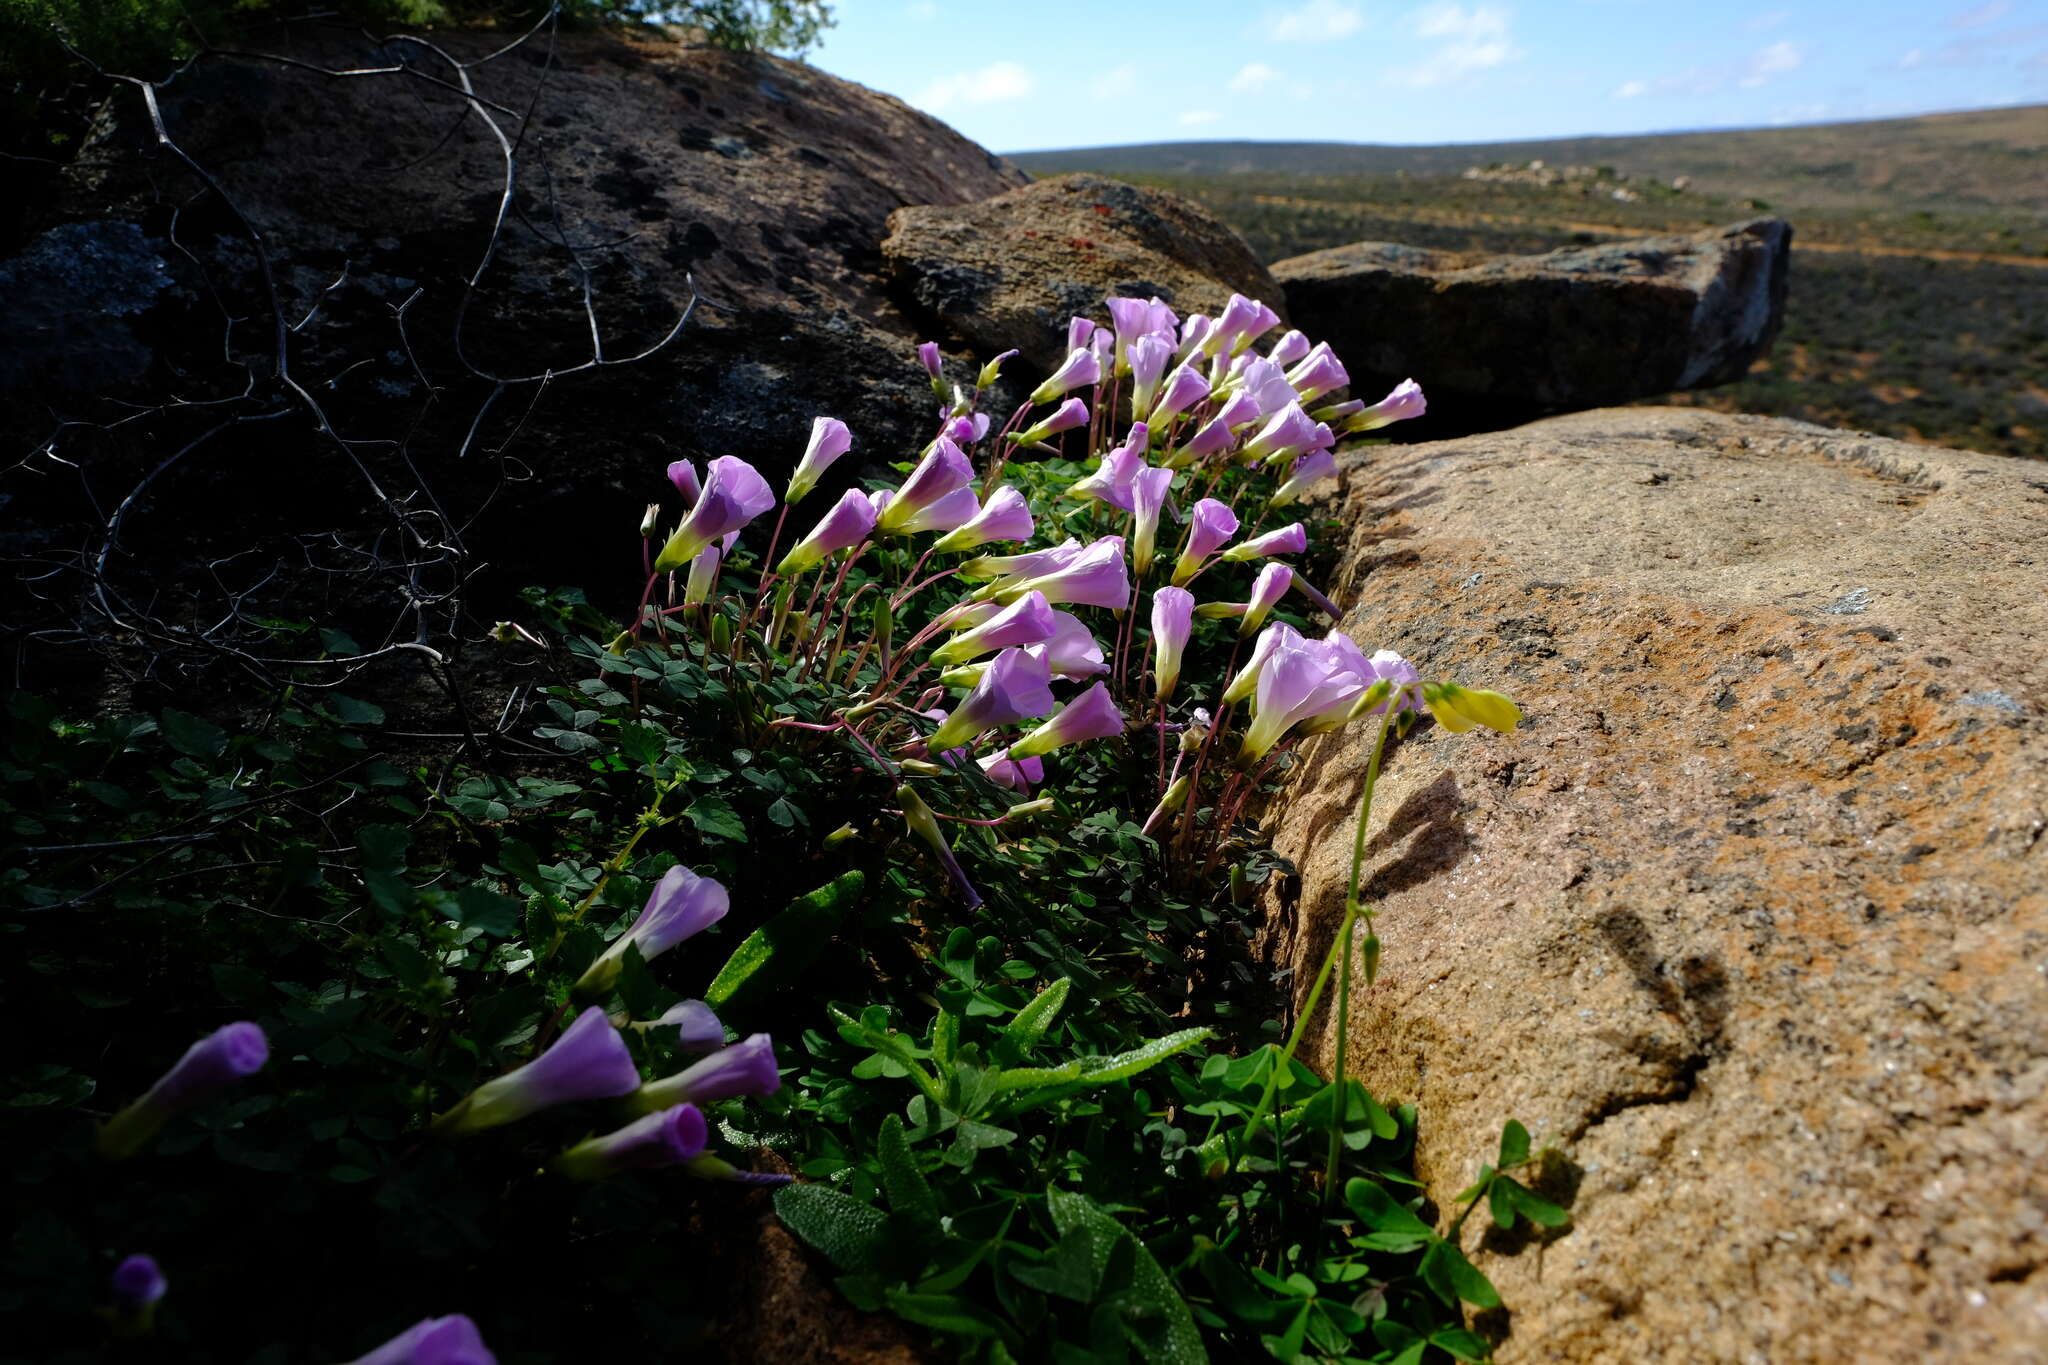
452, 885, 521, 938
1498, 1118, 1530, 1168
329, 694, 385, 727
1505, 1178, 1569, 1228
1430, 1327, 1494, 1362
1489, 1175, 1517, 1230
703, 871, 863, 1015
356, 824, 415, 916
774, 1183, 888, 1272
377, 935, 434, 989
997, 977, 1071, 1062
1047, 1189, 1207, 1365
684, 793, 749, 841
1342, 1179, 1434, 1239
160, 708, 227, 758
882, 1290, 1005, 1339
1009, 1226, 1103, 1302
876, 1115, 939, 1228
1420, 1240, 1500, 1309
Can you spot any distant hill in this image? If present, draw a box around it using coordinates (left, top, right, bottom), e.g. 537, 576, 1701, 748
1011, 105, 2048, 216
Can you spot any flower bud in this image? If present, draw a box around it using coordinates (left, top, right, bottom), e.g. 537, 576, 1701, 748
639, 503, 661, 538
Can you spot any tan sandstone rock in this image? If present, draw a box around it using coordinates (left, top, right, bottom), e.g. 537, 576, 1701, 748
882, 172, 1282, 370
1265, 408, 2048, 1362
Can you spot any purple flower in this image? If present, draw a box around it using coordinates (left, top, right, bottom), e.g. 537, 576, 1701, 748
785, 416, 853, 505
684, 1154, 796, 1187
1239, 633, 1375, 761
1221, 522, 1308, 562
1352, 378, 1427, 431
931, 485, 1035, 554
1067, 316, 1098, 352
917, 341, 943, 379
1129, 466, 1175, 575
683, 531, 738, 608
1150, 587, 1195, 701
932, 590, 1058, 665
111, 1254, 166, 1315
1171, 498, 1241, 584
636, 1033, 781, 1110
1128, 333, 1176, 414
436, 1007, 640, 1136
778, 487, 878, 573
553, 1103, 708, 1181
1067, 427, 1150, 511
977, 753, 1044, 792
1269, 329, 1312, 367
1030, 347, 1103, 405
657, 999, 726, 1053
1313, 398, 1364, 422
576, 866, 730, 997
1214, 390, 1264, 431
1272, 448, 1340, 506
655, 456, 776, 573
347, 1315, 495, 1365
943, 413, 991, 445
1243, 403, 1334, 467
929, 646, 1057, 750
1147, 364, 1210, 426
1170, 414, 1237, 467
1286, 341, 1351, 403
1177, 312, 1214, 360
959, 536, 1084, 584
876, 438, 974, 535
889, 484, 981, 536
666, 460, 701, 505
1014, 397, 1089, 446
1209, 294, 1282, 355
993, 536, 1130, 609
974, 349, 1020, 390
1242, 562, 1294, 635
1007, 681, 1125, 759
1038, 611, 1108, 679
97, 1022, 269, 1159
1223, 622, 1304, 704
895, 784, 982, 908
1236, 356, 1301, 418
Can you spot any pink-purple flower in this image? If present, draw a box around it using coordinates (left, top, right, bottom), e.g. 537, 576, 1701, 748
876, 438, 974, 535
657, 999, 726, 1053
97, 1022, 269, 1159
785, 416, 852, 505
778, 487, 878, 573
1151, 587, 1194, 701
347, 1315, 495, 1365
929, 646, 1057, 749
1271, 448, 1340, 506
1030, 347, 1103, 405
554, 1103, 708, 1181
1067, 425, 1150, 511
1221, 522, 1308, 562
1007, 681, 1126, 759
1148, 364, 1210, 426
1038, 612, 1108, 679
1014, 397, 1089, 446
655, 456, 776, 573
576, 865, 729, 997
931, 485, 1035, 554
978, 753, 1044, 792
932, 590, 1058, 665
989, 536, 1130, 609
435, 1007, 641, 1136
1129, 466, 1175, 575
1285, 341, 1351, 403
636, 1033, 781, 1110
1351, 378, 1427, 430
1242, 402, 1334, 467
1172, 498, 1241, 584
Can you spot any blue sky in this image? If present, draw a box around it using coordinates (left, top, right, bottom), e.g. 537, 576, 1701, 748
805, 0, 2048, 151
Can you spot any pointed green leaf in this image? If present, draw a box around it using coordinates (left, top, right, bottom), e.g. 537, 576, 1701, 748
1498, 1118, 1530, 1168
775, 1183, 887, 1272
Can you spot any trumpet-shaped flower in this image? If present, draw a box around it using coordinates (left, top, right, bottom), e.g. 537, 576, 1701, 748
875, 438, 974, 535
433, 1007, 640, 1136
943, 413, 991, 446
1242, 403, 1334, 467
1013, 397, 1088, 446
1236, 356, 1300, 418
932, 591, 1057, 665
1242, 562, 1293, 635
991, 536, 1130, 609
1030, 347, 1102, 405
111, 1255, 166, 1317
887, 484, 980, 536
1221, 522, 1308, 562
1222, 622, 1303, 704
1107, 296, 1179, 359
1238, 638, 1371, 763
1167, 414, 1237, 468
1007, 681, 1125, 759
1129, 466, 1175, 575
575, 865, 729, 998
635, 1033, 780, 1110
978, 752, 1044, 792
666, 460, 701, 505
917, 341, 942, 378
778, 487, 877, 573
1271, 449, 1340, 506
1148, 364, 1210, 426
683, 531, 738, 608
347, 1315, 495, 1365
657, 999, 726, 1053
655, 456, 775, 573
1039, 612, 1108, 678
928, 646, 1056, 750
959, 537, 1083, 583
1171, 498, 1240, 584
1151, 587, 1194, 701
1269, 329, 1312, 367
785, 417, 852, 505
1351, 378, 1427, 431
1067, 316, 1097, 352
553, 1104, 708, 1181
1066, 425, 1149, 511
1128, 333, 1175, 414
1285, 341, 1350, 403
930, 485, 1035, 554
896, 784, 981, 908
1215, 390, 1264, 431
97, 1022, 269, 1160
1209, 293, 1282, 356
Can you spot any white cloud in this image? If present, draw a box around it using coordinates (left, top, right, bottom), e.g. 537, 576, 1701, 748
1744, 8, 1790, 32
1179, 110, 1224, 126
1949, 0, 2012, 27
905, 0, 939, 18
1090, 61, 1141, 100
1393, 3, 1521, 87
1269, 0, 1365, 42
1230, 61, 1283, 92
914, 61, 1034, 113
1613, 79, 1649, 98
1897, 47, 1925, 69
1738, 39, 1804, 87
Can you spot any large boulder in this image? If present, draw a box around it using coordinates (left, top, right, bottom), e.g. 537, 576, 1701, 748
1, 26, 1025, 649
882, 172, 1282, 371
1272, 221, 1789, 427
1266, 408, 2046, 1362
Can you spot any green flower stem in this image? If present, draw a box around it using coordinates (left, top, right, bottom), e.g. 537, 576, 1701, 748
1324, 707, 1396, 1201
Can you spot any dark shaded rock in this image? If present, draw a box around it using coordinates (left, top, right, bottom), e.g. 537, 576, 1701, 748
1267, 408, 2048, 1362
882, 172, 1281, 370
1272, 219, 1789, 424
0, 221, 178, 394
